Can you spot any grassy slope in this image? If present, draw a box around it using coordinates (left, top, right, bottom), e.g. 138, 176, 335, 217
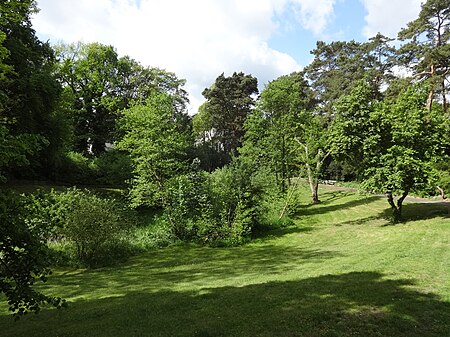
1, 185, 450, 336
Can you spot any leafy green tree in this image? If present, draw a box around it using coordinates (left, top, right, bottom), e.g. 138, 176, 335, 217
333, 82, 445, 222
0, 0, 65, 317
199, 72, 258, 165
117, 93, 192, 208
331, 81, 379, 180
243, 72, 315, 193
0, 0, 62, 178
0, 122, 43, 182
55, 42, 124, 155
0, 190, 65, 317
241, 72, 329, 204
293, 112, 331, 204
398, 0, 450, 113
56, 42, 189, 155
192, 102, 227, 171
364, 86, 444, 221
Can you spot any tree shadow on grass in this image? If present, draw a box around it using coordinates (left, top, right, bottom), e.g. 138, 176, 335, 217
252, 224, 316, 240
2, 272, 449, 337
294, 193, 382, 218
399, 202, 449, 221
334, 201, 449, 227
376, 201, 450, 225
17, 244, 341, 302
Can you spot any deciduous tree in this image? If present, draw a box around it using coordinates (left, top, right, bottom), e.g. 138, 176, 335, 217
117, 94, 192, 208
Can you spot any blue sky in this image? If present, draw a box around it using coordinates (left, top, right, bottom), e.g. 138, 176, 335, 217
32, 0, 422, 113
269, 0, 368, 65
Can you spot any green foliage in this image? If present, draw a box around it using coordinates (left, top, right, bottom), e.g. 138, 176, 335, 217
333, 81, 446, 221
305, 36, 395, 115
198, 72, 258, 165
52, 188, 131, 267
164, 164, 210, 241
362, 86, 444, 193
55, 42, 189, 155
0, 122, 44, 182
0, 190, 65, 317
55, 42, 124, 155
247, 72, 315, 193
93, 150, 133, 186
56, 151, 95, 184
117, 93, 191, 208
22, 190, 62, 241
0, 0, 62, 180
331, 80, 379, 178
204, 163, 255, 246
160, 158, 278, 246
54, 150, 132, 186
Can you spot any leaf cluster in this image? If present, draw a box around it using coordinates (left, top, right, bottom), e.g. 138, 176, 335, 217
0, 190, 65, 318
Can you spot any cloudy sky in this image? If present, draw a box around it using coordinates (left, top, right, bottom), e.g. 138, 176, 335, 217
32, 0, 423, 113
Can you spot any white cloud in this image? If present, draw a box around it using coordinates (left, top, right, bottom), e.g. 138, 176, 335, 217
32, 0, 338, 113
291, 0, 337, 35
361, 0, 422, 39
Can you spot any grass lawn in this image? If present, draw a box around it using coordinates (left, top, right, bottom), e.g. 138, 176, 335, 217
1, 185, 450, 336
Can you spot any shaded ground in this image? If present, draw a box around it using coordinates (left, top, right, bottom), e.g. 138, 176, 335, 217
1, 272, 449, 337
1, 185, 449, 337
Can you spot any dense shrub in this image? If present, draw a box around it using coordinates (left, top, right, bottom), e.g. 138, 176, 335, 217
164, 165, 211, 241
163, 159, 278, 246
23, 190, 62, 241
53, 188, 131, 266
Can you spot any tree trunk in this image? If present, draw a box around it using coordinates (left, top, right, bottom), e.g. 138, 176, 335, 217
386, 190, 409, 223
310, 180, 320, 204
294, 138, 330, 205
396, 190, 409, 218
442, 79, 447, 115
437, 186, 446, 199
426, 64, 436, 111
426, 88, 434, 111
305, 162, 320, 204
281, 135, 287, 194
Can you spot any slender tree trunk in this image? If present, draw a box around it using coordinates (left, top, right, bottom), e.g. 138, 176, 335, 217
426, 64, 436, 111
426, 88, 434, 111
278, 177, 300, 220
305, 161, 320, 204
310, 178, 319, 204
294, 138, 330, 205
386, 190, 409, 223
396, 190, 409, 218
304, 158, 322, 204
442, 79, 447, 115
281, 135, 286, 193
437, 186, 446, 199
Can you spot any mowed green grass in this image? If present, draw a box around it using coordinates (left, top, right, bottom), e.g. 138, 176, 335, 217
1, 185, 450, 336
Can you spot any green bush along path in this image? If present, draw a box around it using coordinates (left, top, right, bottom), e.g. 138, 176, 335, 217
1, 185, 450, 336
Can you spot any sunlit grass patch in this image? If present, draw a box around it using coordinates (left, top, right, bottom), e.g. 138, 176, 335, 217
1, 186, 449, 336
